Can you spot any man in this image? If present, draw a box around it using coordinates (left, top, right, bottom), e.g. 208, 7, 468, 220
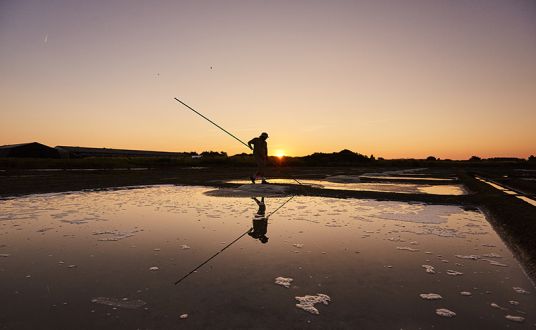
248, 132, 269, 184
248, 197, 269, 244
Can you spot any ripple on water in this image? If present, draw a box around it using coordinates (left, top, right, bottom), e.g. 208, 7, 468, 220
91, 297, 147, 309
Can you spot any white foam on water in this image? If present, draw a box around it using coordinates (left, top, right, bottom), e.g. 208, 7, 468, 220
460, 291, 472, 296
274, 277, 293, 288
292, 244, 304, 248
505, 315, 525, 323
481, 253, 502, 258
422, 265, 436, 274
180, 245, 191, 250
295, 293, 331, 315
0, 253, 10, 257
91, 297, 146, 309
435, 308, 456, 317
446, 270, 463, 276
179, 314, 188, 319
93, 230, 135, 241
455, 255, 479, 260
513, 287, 530, 294
490, 303, 507, 310
420, 293, 442, 300
149, 266, 159, 271
397, 246, 419, 252
324, 175, 361, 183
205, 184, 290, 197
484, 260, 508, 267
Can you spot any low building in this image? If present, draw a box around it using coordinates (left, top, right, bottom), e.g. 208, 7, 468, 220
55, 146, 191, 158
0, 142, 59, 158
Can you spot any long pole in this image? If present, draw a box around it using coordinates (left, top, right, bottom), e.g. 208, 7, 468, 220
174, 195, 295, 285
174, 98, 251, 150
173, 97, 303, 185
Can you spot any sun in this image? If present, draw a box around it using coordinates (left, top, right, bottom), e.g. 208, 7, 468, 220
274, 150, 285, 158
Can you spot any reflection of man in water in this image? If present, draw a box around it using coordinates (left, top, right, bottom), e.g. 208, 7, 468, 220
248, 197, 269, 243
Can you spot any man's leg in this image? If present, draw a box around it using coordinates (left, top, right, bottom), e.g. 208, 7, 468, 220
258, 159, 269, 184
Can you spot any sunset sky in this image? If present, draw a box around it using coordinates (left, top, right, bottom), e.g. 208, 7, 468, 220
1, 0, 535, 159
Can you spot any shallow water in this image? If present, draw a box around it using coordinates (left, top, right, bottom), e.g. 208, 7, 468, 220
476, 177, 536, 207
227, 179, 466, 195
360, 175, 455, 182
0, 185, 534, 329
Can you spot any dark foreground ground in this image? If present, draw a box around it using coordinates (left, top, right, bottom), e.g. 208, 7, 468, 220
1, 166, 535, 283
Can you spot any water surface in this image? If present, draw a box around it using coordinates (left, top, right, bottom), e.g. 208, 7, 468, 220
227, 179, 466, 195
0, 186, 533, 329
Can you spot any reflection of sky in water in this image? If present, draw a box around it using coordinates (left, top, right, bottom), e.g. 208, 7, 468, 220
227, 179, 466, 195
345, 175, 454, 181
0, 186, 534, 328
476, 177, 536, 207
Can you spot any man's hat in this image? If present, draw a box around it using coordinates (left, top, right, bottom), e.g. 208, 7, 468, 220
261, 132, 269, 138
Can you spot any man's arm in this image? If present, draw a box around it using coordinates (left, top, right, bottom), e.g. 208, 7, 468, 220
248, 138, 255, 150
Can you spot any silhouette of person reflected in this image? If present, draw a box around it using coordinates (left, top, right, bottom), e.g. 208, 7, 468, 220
248, 197, 269, 244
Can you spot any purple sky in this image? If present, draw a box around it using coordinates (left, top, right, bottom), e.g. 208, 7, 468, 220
1, 0, 535, 158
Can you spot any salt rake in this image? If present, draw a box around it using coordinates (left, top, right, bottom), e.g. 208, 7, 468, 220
173, 195, 296, 285
173, 97, 303, 186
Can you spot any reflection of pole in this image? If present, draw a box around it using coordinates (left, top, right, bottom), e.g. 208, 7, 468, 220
173, 195, 296, 286
173, 97, 302, 185
174, 229, 251, 285
267, 195, 295, 218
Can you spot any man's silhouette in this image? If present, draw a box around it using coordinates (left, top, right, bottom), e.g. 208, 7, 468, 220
248, 132, 269, 184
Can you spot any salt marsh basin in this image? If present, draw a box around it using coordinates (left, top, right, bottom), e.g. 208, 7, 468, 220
1, 185, 534, 329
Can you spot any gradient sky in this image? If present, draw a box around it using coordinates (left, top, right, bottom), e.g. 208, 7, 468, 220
1, 0, 535, 159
